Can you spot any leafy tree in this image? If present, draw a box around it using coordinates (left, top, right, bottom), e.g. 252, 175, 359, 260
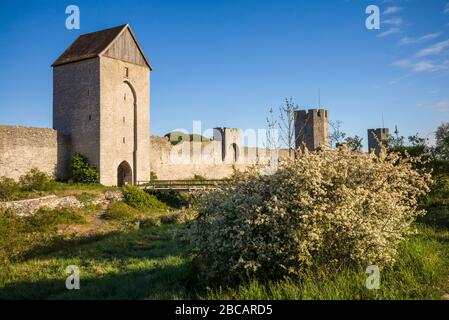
345, 135, 363, 152
388, 135, 405, 149
69, 153, 99, 184
329, 120, 346, 148
435, 123, 449, 161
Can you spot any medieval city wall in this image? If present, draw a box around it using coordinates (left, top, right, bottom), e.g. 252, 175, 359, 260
149, 135, 291, 180
0, 126, 70, 180
0, 126, 289, 183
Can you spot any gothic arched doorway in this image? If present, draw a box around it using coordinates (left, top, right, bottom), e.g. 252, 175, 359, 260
117, 161, 133, 186
229, 143, 239, 163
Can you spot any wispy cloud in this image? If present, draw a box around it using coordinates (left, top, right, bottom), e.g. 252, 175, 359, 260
389, 73, 411, 85
444, 3, 449, 14
377, 28, 401, 38
400, 32, 442, 45
393, 59, 449, 72
384, 6, 402, 15
416, 39, 449, 57
383, 17, 403, 26
436, 100, 449, 112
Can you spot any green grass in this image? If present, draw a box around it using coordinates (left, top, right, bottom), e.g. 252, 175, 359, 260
1, 180, 448, 300
0, 218, 448, 299
1, 181, 117, 202
201, 225, 449, 300
0, 224, 191, 299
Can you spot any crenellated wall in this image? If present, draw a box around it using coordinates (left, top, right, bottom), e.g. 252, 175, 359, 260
149, 135, 291, 180
0, 126, 290, 183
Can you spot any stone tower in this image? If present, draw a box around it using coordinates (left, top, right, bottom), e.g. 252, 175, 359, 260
294, 109, 329, 151
52, 24, 152, 186
368, 128, 389, 156
213, 127, 242, 163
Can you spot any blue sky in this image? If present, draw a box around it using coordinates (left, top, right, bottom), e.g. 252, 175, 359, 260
0, 0, 448, 148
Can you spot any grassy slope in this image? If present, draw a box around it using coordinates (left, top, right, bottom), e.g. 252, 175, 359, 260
0, 221, 448, 299
0, 224, 190, 299
1, 183, 449, 300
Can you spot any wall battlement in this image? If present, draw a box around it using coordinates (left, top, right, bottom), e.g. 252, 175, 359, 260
294, 108, 329, 151
368, 128, 389, 156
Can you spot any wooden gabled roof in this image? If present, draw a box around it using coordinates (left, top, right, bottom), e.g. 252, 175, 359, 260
52, 24, 152, 69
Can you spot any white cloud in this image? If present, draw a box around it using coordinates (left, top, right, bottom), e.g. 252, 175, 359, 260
436, 100, 449, 112
393, 59, 449, 72
389, 73, 411, 85
384, 6, 402, 15
400, 32, 442, 45
377, 28, 401, 38
416, 39, 449, 57
383, 17, 403, 26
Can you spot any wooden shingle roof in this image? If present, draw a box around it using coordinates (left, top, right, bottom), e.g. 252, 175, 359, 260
52, 24, 151, 69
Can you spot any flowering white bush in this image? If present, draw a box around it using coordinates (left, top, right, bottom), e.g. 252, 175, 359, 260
186, 147, 432, 281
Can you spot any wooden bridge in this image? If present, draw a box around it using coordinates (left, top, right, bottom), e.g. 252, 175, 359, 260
137, 179, 226, 191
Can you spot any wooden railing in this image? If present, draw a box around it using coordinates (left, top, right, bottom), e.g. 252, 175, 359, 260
137, 179, 226, 191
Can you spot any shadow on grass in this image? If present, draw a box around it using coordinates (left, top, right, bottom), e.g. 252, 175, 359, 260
19, 231, 122, 262
0, 264, 191, 299
0, 225, 194, 299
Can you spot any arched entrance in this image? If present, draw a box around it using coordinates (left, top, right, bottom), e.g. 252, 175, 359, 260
229, 143, 239, 163
117, 161, 133, 186
121, 80, 137, 184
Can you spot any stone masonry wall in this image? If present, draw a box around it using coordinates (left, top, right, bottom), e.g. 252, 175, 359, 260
0, 126, 70, 180
53, 58, 101, 171
149, 135, 291, 180
99, 56, 150, 186
0, 127, 289, 183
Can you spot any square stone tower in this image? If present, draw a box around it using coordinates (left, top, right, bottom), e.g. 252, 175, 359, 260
52, 24, 152, 186
213, 127, 242, 163
368, 128, 389, 156
294, 109, 329, 151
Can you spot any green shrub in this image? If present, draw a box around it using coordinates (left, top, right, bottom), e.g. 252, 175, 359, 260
160, 210, 197, 225
140, 216, 162, 228
0, 207, 86, 263
123, 185, 168, 211
186, 147, 432, 282
24, 207, 86, 232
419, 176, 449, 228
149, 190, 189, 209
150, 171, 158, 181
192, 174, 206, 181
69, 153, 99, 184
0, 177, 20, 201
75, 192, 97, 205
104, 201, 140, 222
19, 168, 53, 192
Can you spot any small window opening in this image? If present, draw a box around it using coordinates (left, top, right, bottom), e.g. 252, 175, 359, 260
124, 93, 126, 101
87, 89, 90, 96
89, 115, 92, 121
123, 116, 125, 123
123, 137, 126, 143
125, 67, 129, 77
